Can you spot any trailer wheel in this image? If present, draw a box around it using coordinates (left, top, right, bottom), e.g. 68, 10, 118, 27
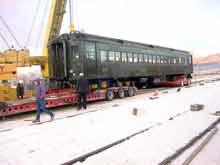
118, 88, 125, 98
106, 90, 114, 101
128, 87, 134, 97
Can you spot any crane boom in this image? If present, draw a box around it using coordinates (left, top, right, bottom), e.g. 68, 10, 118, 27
48, 0, 67, 40
41, 0, 67, 77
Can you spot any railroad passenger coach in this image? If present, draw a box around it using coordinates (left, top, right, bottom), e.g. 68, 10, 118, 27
48, 32, 193, 88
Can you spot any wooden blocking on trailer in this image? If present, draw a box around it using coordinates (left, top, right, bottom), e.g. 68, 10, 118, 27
190, 104, 204, 111
177, 87, 182, 92
153, 90, 159, 96
132, 107, 145, 116
149, 96, 159, 100
199, 82, 205, 86
149, 90, 160, 99
132, 108, 138, 116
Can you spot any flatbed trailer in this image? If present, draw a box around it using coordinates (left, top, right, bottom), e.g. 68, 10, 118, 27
0, 74, 192, 118
0, 86, 136, 118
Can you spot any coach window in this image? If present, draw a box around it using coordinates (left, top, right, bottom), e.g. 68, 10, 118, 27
168, 57, 171, 64
162, 56, 165, 64
139, 54, 144, 63
179, 57, 182, 64
109, 51, 115, 62
122, 52, 127, 63
148, 55, 152, 63
166, 57, 169, 64
187, 57, 189, 64
100, 50, 107, 62
160, 56, 164, 64
128, 53, 133, 63
133, 53, 138, 63
152, 55, 156, 64
189, 57, 192, 64
176, 58, 180, 64
144, 54, 148, 63
115, 52, 121, 62
181, 57, 185, 64
170, 57, 174, 64
166, 56, 169, 64
85, 42, 96, 61
173, 58, 177, 64
185, 57, 187, 64
156, 56, 160, 64
175, 57, 178, 64
176, 57, 179, 64
163, 56, 167, 64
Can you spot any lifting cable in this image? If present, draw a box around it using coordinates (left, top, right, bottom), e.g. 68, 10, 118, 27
25, 0, 42, 47
69, 0, 73, 26
69, 0, 75, 32
0, 16, 22, 48
35, 0, 50, 48
0, 31, 10, 49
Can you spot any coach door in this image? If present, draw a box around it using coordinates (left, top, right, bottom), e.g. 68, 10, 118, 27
84, 42, 97, 78
48, 42, 67, 79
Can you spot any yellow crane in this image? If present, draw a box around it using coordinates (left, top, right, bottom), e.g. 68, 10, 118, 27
29, 0, 71, 77
1, 0, 74, 78
0, 0, 74, 101
0, 16, 29, 80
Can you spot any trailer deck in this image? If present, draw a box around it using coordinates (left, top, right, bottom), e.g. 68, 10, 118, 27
0, 86, 137, 118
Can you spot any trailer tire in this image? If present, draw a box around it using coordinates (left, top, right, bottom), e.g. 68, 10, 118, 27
106, 89, 114, 101
118, 88, 125, 98
128, 87, 134, 97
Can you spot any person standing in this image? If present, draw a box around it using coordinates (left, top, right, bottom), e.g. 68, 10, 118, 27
76, 73, 90, 110
16, 80, 24, 99
32, 78, 54, 123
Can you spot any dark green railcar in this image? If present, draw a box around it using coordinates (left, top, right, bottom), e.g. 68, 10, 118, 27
48, 32, 193, 87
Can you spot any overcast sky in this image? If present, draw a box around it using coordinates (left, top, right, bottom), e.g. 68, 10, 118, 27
0, 0, 220, 56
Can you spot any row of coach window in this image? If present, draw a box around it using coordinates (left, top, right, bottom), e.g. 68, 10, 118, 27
99, 50, 192, 65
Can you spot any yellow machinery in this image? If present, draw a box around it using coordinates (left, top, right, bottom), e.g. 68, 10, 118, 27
0, 49, 30, 101
0, 48, 29, 80
35, 0, 68, 77
1, 0, 71, 77
0, 0, 73, 101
